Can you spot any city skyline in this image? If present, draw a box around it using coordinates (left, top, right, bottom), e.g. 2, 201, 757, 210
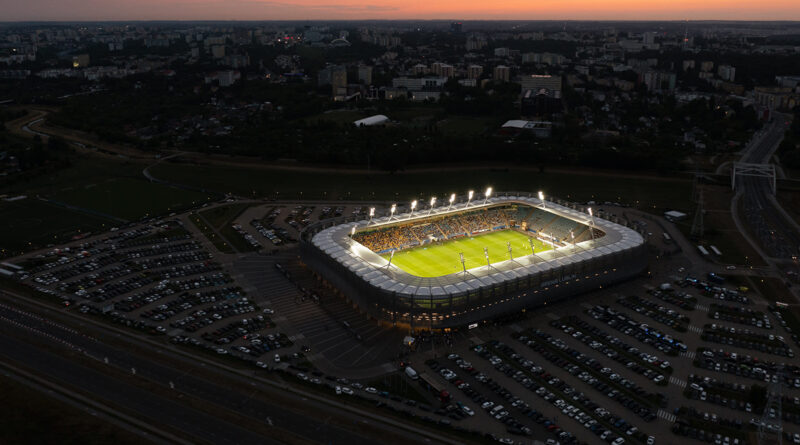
4, 0, 800, 22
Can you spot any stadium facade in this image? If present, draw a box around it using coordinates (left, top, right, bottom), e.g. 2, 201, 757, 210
300, 192, 647, 331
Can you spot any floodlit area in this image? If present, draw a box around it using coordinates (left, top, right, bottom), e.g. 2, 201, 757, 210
384, 230, 551, 277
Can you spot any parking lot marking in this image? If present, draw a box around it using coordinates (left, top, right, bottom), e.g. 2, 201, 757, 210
688, 325, 704, 334
696, 304, 709, 312
657, 409, 676, 423
680, 350, 696, 359
669, 376, 687, 388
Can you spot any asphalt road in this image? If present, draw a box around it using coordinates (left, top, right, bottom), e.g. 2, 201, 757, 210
738, 116, 800, 260
0, 295, 453, 445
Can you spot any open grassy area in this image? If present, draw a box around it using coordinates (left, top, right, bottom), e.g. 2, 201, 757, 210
437, 117, 499, 137
151, 163, 692, 213
0, 374, 147, 445
0, 199, 114, 258
199, 203, 259, 252
188, 212, 234, 254
51, 177, 214, 221
385, 230, 551, 277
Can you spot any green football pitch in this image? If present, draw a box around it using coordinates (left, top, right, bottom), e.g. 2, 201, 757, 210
383, 230, 552, 277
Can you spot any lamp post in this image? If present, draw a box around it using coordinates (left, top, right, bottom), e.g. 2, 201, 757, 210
389, 203, 396, 220
467, 190, 474, 207
368, 207, 375, 225
484, 247, 490, 269
483, 187, 492, 205
507, 241, 513, 260
459, 252, 466, 275
428, 197, 437, 215
448, 193, 456, 211
538, 191, 545, 209
588, 207, 596, 243
410, 200, 417, 218
529, 237, 535, 256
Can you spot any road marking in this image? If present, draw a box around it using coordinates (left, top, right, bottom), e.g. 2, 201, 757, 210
680, 351, 696, 359
688, 325, 704, 334
696, 304, 709, 312
657, 409, 676, 423
669, 376, 687, 388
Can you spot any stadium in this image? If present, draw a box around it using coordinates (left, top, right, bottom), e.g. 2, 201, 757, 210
300, 190, 647, 331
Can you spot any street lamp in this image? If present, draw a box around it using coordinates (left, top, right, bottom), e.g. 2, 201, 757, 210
483, 187, 492, 205
448, 193, 456, 210
428, 197, 437, 215
467, 190, 474, 207
538, 191, 545, 208
410, 200, 417, 218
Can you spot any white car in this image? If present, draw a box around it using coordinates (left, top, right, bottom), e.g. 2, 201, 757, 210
647, 436, 655, 445
365, 386, 378, 394
340, 387, 354, 395
274, 354, 281, 363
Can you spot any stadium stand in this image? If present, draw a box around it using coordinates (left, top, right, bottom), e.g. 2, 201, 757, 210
352, 204, 598, 254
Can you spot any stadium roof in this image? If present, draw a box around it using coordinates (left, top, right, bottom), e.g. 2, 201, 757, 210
310, 194, 645, 299
354, 114, 389, 127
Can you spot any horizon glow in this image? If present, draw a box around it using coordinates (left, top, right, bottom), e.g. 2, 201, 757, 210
4, 0, 800, 22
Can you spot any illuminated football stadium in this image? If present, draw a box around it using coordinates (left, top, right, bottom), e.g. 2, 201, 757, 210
300, 190, 647, 331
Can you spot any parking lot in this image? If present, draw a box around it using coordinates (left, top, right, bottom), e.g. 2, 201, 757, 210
7, 200, 800, 445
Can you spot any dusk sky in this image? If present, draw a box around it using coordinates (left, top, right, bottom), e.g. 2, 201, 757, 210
5, 0, 800, 22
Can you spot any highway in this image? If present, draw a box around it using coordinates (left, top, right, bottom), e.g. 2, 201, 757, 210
737, 115, 800, 260
0, 294, 457, 445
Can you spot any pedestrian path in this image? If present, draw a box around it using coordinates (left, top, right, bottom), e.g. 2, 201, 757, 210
657, 409, 676, 423
669, 376, 687, 388
696, 304, 709, 312
688, 325, 704, 334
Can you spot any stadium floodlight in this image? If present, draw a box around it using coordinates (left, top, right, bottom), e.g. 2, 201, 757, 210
483, 187, 493, 204
484, 247, 490, 268
410, 200, 417, 218
538, 191, 545, 208
351, 226, 356, 236
428, 196, 437, 215
588, 207, 596, 243
507, 241, 513, 260
390, 203, 396, 220
387, 249, 396, 268
448, 193, 456, 210
529, 237, 536, 259
570, 230, 576, 248
459, 252, 466, 274
467, 190, 474, 207
368, 207, 375, 224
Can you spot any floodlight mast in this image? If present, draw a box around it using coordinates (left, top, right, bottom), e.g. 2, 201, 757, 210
428, 197, 437, 215
467, 190, 474, 207
483, 187, 493, 205
368, 207, 375, 225
448, 193, 456, 211
387, 249, 395, 268
588, 207, 596, 243
538, 191, 546, 209
484, 247, 490, 269
507, 241, 513, 260
459, 252, 466, 275
570, 230, 576, 249
529, 237, 535, 256
410, 200, 417, 218
389, 203, 396, 220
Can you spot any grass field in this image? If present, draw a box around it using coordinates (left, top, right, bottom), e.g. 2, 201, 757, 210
383, 230, 551, 277
0, 199, 114, 258
151, 163, 692, 213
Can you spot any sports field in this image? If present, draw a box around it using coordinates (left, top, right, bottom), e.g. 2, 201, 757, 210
383, 230, 551, 277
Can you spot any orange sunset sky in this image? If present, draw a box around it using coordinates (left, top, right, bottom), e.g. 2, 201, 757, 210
5, 0, 800, 21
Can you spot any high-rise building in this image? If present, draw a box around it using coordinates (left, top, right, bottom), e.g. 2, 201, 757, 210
211, 45, 225, 59
358, 65, 372, 85
642, 32, 657, 45
72, 53, 89, 68
450, 22, 463, 33
493, 65, 510, 82
717, 65, 736, 82
467, 65, 483, 80
519, 74, 562, 93
318, 64, 347, 93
